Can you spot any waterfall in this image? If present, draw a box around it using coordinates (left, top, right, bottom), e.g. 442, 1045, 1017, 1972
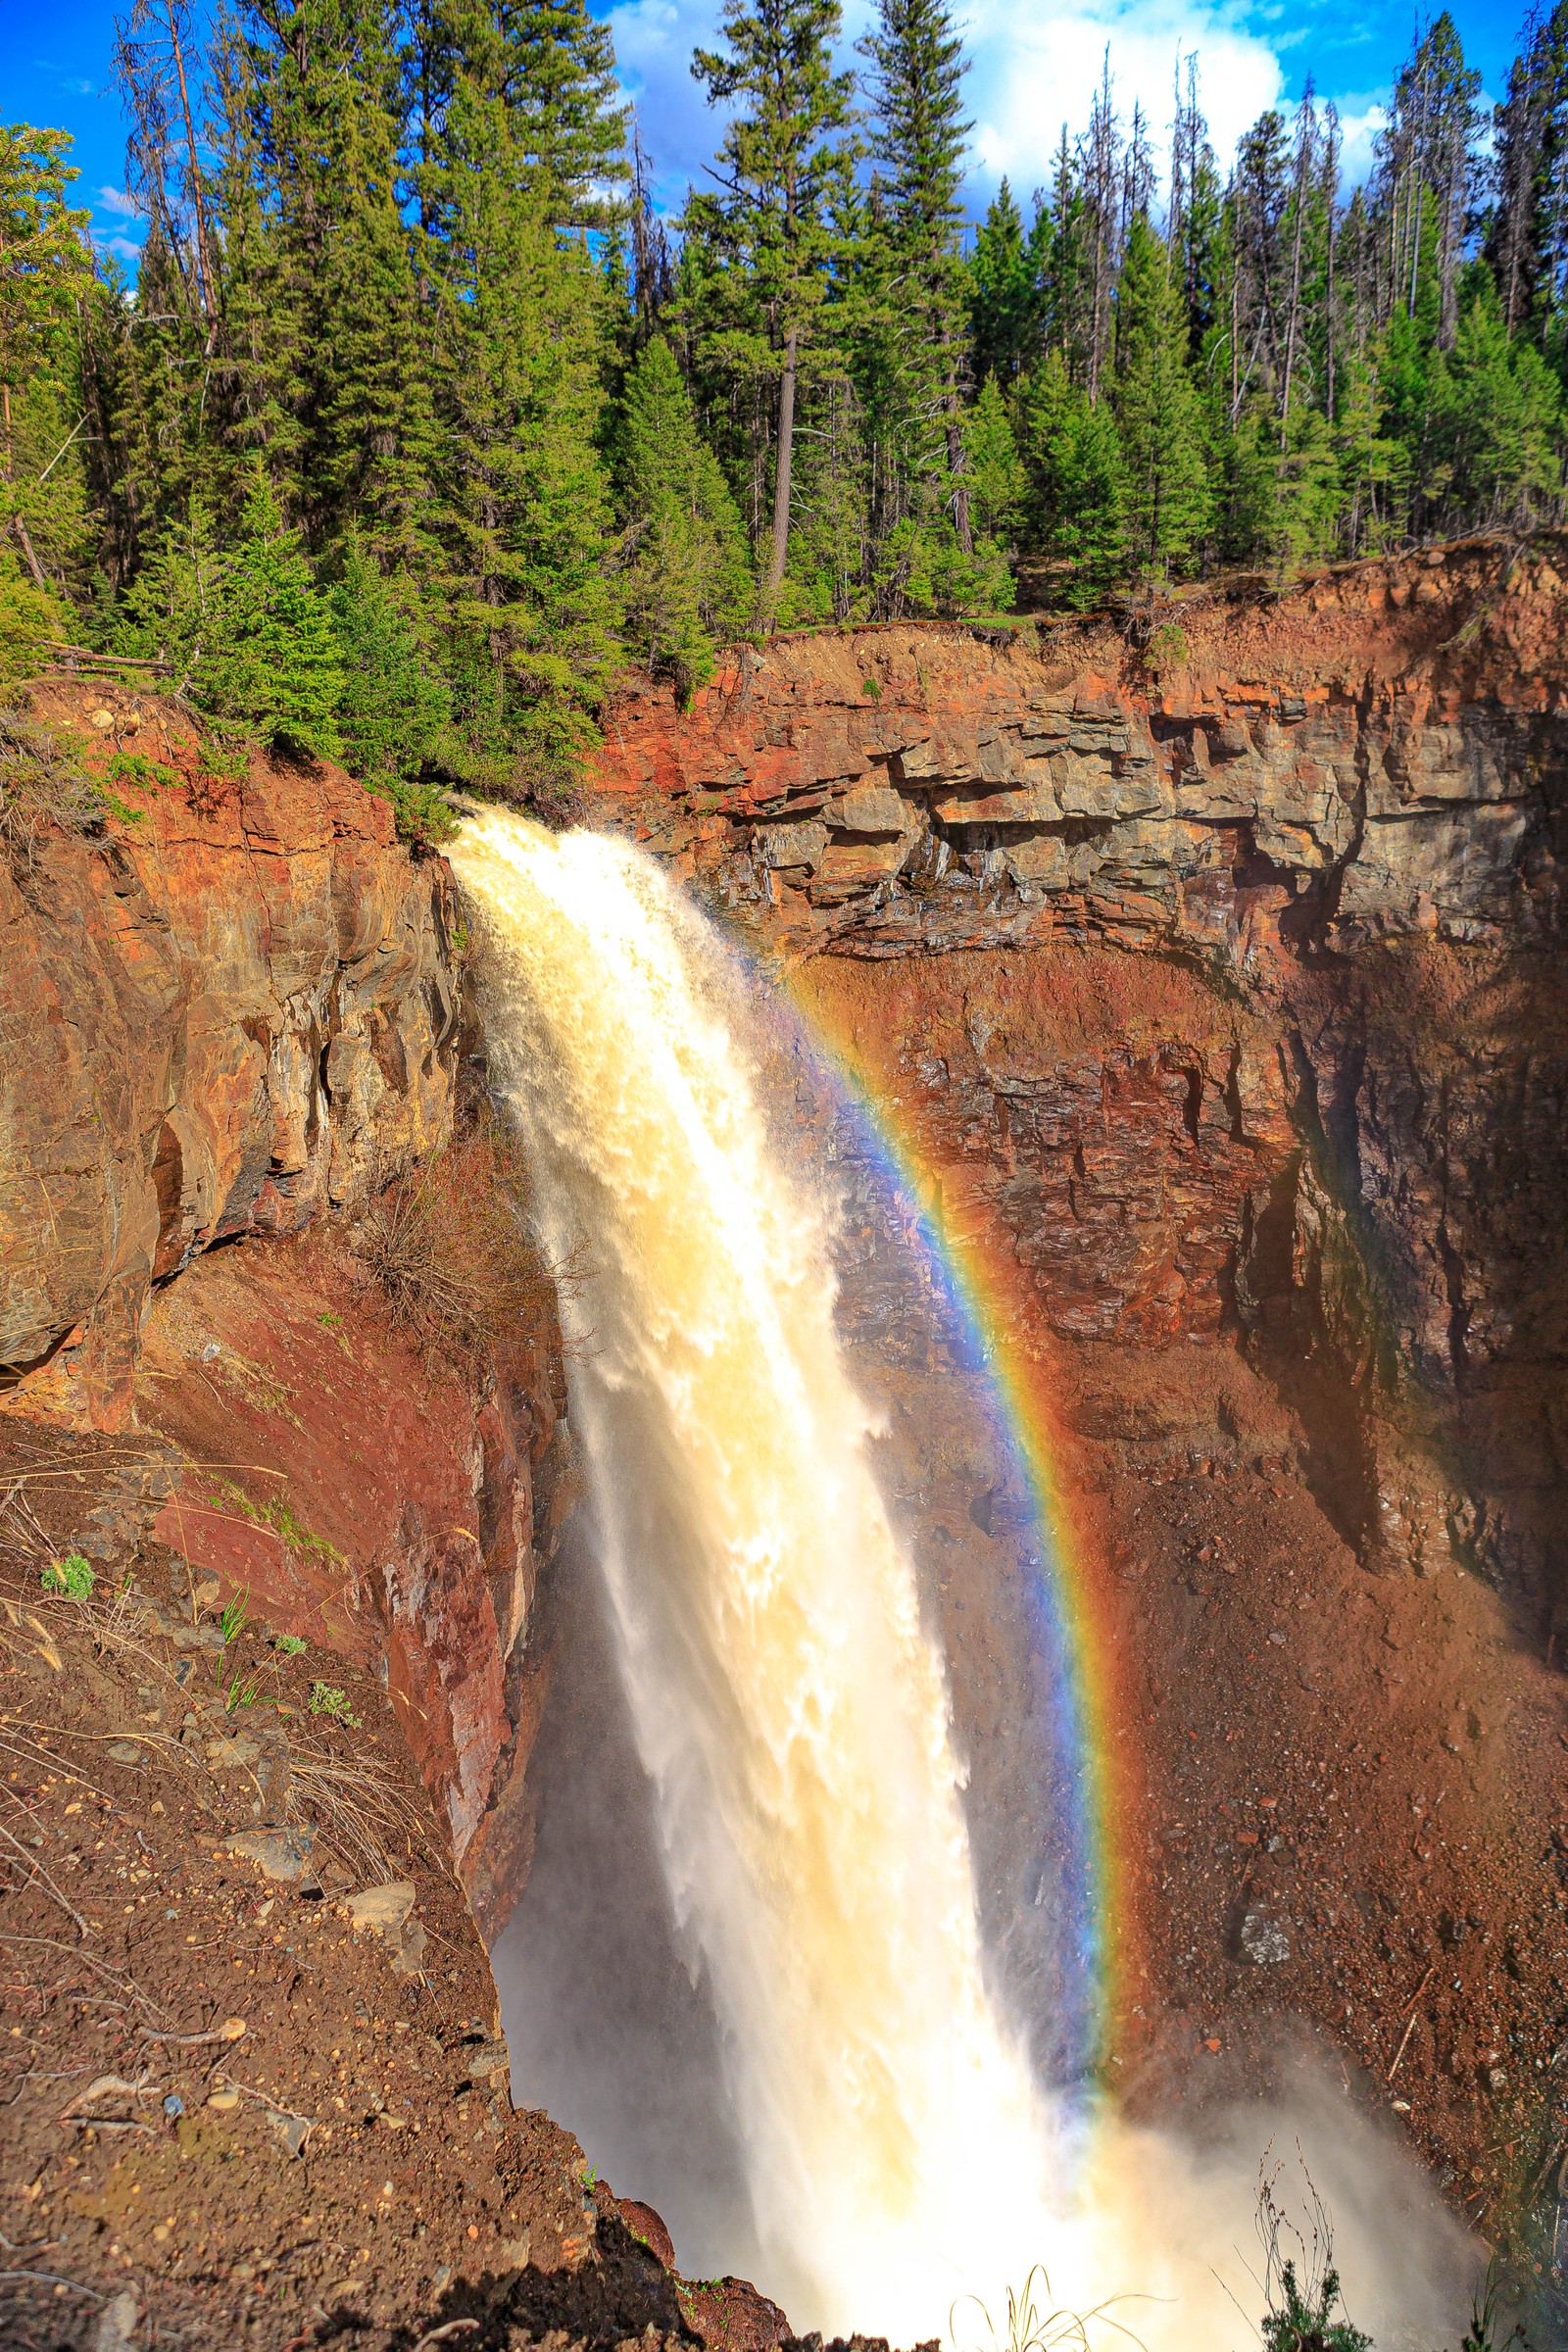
451, 808, 1068, 2333
449, 808, 1471, 2349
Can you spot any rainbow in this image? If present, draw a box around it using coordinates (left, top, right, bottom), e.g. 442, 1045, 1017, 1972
753, 972, 1138, 2101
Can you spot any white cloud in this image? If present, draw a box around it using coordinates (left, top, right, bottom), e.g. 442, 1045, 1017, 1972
1332, 102, 1387, 187
98, 185, 144, 219
610, 0, 1378, 216
960, 0, 1283, 199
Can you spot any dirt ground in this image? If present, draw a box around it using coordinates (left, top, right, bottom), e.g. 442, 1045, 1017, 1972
0, 1417, 780, 2352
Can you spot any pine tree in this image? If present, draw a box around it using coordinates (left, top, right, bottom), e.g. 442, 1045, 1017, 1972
217, 0, 438, 564
329, 540, 454, 838
1427, 266, 1563, 528
120, 469, 344, 756
0, 124, 94, 607
969, 179, 1035, 386
1017, 349, 1127, 605
942, 371, 1019, 610
424, 84, 621, 797
199, 466, 345, 759
688, 0, 857, 609
616, 335, 753, 691
1373, 13, 1482, 347
409, 0, 628, 226
859, 0, 975, 560
1112, 214, 1210, 575
1489, 3, 1568, 358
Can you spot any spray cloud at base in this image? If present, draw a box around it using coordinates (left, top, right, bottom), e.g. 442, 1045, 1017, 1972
451, 807, 1476, 2348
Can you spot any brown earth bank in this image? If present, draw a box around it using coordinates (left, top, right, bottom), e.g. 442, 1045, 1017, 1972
1, 542, 1566, 2340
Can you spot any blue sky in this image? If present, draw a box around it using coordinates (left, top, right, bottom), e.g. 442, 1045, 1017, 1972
1, 0, 1519, 265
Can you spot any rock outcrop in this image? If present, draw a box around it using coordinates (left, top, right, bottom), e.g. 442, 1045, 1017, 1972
0, 685, 557, 1931
592, 540, 1565, 967
1, 682, 460, 1425
592, 540, 1568, 1640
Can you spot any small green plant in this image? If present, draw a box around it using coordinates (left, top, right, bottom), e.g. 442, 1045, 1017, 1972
1458, 2265, 1524, 2352
41, 1553, 94, 1599
1255, 2165, 1370, 2352
1260, 2260, 1370, 2352
221, 1483, 344, 1566
104, 749, 182, 796
274, 1633, 307, 1656
220, 1591, 249, 1646
310, 1681, 361, 1729
317, 1309, 342, 1330
223, 1671, 262, 1713
1145, 619, 1190, 674
859, 673, 882, 701
450, 922, 469, 956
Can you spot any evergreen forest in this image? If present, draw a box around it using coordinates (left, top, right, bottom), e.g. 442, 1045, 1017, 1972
4, 0, 1567, 831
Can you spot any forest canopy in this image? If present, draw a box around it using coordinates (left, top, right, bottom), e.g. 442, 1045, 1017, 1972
3, 0, 1563, 831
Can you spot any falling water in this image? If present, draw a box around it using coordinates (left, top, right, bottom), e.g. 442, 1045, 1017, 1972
450, 808, 1473, 2349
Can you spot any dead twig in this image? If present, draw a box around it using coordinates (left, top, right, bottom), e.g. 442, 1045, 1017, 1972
1386, 1963, 1435, 2083
0, 2270, 105, 2298
0, 1822, 91, 1937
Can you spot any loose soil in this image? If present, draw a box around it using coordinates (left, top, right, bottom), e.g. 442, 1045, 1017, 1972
0, 1416, 780, 2352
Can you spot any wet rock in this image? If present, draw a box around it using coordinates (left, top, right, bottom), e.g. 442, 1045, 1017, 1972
225, 1826, 316, 1883
1237, 1905, 1292, 1966
618, 2199, 674, 2270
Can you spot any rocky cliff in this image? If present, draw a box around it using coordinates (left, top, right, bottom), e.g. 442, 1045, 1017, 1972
1, 682, 461, 1424
592, 539, 1568, 1640
0, 685, 557, 1928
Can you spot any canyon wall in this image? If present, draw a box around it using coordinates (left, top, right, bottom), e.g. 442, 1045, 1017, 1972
0, 686, 557, 1929
591, 539, 1568, 1641
3, 541, 1564, 1955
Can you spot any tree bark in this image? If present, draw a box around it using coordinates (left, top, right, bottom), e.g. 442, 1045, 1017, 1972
945, 412, 973, 555
764, 325, 798, 606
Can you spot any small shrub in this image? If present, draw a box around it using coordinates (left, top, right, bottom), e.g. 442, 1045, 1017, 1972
222, 1483, 343, 1566
358, 1124, 568, 1372
1145, 619, 1190, 674
1, 709, 121, 861
1256, 2163, 1370, 2352
104, 749, 181, 797
41, 1552, 93, 1599
220, 1591, 249, 1645
859, 673, 881, 701
274, 1633, 307, 1656
310, 1681, 361, 1729
223, 1672, 262, 1713
1261, 2260, 1370, 2352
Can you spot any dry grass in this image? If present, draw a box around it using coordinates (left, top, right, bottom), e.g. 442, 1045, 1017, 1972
0, 706, 128, 866
356, 1118, 584, 1375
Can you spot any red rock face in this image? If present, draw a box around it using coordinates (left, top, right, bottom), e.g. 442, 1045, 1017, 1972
588, 550, 1568, 1636
0, 683, 461, 1427
0, 686, 552, 1937
129, 1225, 563, 1936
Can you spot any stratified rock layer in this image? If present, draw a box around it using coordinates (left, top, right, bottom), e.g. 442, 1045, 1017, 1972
592, 541, 1568, 1638
0, 684, 460, 1423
